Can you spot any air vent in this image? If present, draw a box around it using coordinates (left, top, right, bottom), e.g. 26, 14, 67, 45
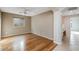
68, 7, 78, 11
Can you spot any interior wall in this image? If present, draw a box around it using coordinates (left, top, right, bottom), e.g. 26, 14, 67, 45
53, 11, 62, 44
62, 16, 66, 32
31, 11, 54, 40
62, 16, 70, 40
2, 12, 31, 37
0, 12, 1, 40
70, 16, 79, 31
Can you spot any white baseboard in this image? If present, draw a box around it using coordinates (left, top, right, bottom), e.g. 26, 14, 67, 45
32, 33, 53, 40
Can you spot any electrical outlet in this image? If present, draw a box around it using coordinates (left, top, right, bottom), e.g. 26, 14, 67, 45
5, 32, 8, 35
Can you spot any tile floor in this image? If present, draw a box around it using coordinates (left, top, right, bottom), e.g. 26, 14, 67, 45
54, 31, 79, 51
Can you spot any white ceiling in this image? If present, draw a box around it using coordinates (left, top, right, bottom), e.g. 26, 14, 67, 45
62, 7, 79, 16
0, 7, 53, 16
1, 7, 79, 16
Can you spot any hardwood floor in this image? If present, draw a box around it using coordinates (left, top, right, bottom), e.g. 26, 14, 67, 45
0, 33, 57, 51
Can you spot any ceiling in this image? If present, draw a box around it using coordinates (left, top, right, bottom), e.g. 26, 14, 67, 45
62, 7, 79, 16
0, 7, 52, 16
0, 7, 64, 16
0, 7, 79, 16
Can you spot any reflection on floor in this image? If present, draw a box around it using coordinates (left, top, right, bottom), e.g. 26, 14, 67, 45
54, 31, 79, 51
0, 33, 57, 51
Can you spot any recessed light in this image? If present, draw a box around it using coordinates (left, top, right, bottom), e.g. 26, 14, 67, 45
70, 10, 73, 12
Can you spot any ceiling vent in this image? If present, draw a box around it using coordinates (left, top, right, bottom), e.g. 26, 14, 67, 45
68, 7, 78, 11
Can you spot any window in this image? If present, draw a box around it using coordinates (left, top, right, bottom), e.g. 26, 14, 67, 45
13, 17, 25, 28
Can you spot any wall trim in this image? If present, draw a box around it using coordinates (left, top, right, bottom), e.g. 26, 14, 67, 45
1, 33, 31, 39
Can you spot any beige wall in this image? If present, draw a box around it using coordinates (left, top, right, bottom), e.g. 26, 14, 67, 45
62, 16, 70, 40
2, 12, 31, 37
0, 12, 1, 39
31, 11, 54, 40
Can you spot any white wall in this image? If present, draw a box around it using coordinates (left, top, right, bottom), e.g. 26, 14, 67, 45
31, 11, 54, 40
70, 16, 79, 31
53, 11, 62, 44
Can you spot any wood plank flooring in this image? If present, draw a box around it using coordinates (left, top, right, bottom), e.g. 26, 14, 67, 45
0, 33, 57, 51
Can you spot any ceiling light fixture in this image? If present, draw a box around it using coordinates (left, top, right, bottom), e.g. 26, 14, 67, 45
19, 9, 30, 14
24, 9, 29, 14
70, 10, 73, 12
